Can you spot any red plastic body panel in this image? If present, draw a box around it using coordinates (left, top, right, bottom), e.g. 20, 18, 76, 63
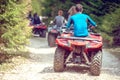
29, 24, 47, 29
56, 33, 103, 53
36, 25, 47, 29
51, 30, 58, 33
34, 25, 47, 29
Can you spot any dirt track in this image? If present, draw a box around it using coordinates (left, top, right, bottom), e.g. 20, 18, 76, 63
1, 37, 120, 80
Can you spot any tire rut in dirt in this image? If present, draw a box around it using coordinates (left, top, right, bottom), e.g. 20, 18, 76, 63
90, 51, 102, 76
54, 46, 65, 72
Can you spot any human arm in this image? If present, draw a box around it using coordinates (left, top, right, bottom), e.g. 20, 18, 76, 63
67, 16, 73, 29
87, 15, 97, 27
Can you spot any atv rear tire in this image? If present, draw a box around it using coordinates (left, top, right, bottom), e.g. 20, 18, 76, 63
90, 51, 102, 76
48, 32, 56, 47
42, 30, 46, 38
54, 46, 65, 72
38, 29, 42, 37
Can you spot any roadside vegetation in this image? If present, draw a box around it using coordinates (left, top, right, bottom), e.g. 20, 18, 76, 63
0, 0, 31, 52
0, 0, 31, 71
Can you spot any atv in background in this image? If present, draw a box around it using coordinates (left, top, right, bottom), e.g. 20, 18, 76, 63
54, 28, 103, 76
29, 23, 47, 37
47, 24, 66, 47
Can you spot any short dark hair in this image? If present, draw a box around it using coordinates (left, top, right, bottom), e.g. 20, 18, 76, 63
33, 13, 37, 17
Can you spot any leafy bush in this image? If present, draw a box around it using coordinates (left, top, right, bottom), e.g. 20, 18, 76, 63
0, 0, 31, 52
100, 8, 120, 45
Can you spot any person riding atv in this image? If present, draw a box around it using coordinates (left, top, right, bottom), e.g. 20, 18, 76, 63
47, 10, 66, 47
67, 4, 97, 37
54, 4, 102, 76
31, 13, 47, 37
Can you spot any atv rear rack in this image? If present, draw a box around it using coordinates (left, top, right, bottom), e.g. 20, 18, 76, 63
58, 36, 100, 42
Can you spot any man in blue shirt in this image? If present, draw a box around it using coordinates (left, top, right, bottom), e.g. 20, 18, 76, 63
67, 4, 97, 37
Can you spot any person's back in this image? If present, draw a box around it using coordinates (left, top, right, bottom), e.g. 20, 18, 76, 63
70, 13, 96, 37
33, 13, 41, 25
55, 15, 64, 27
67, 4, 97, 37
54, 10, 65, 28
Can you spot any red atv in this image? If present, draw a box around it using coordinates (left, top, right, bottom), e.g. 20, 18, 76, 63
47, 25, 66, 47
54, 29, 103, 76
30, 23, 47, 37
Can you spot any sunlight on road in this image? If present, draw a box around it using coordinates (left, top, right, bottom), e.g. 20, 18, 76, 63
26, 46, 56, 54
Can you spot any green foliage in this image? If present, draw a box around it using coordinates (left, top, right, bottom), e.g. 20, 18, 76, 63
100, 8, 120, 44
0, 0, 31, 52
31, 0, 45, 15
31, 0, 120, 24
100, 8, 120, 34
31, 0, 41, 14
